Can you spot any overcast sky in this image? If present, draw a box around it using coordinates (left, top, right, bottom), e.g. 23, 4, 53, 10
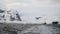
0, 0, 60, 23
0, 0, 60, 16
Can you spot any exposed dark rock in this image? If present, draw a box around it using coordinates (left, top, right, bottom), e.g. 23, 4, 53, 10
35, 17, 42, 20
52, 21, 59, 24
0, 9, 5, 13
43, 23, 46, 25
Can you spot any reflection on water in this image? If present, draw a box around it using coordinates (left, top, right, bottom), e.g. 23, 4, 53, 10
22, 25, 60, 34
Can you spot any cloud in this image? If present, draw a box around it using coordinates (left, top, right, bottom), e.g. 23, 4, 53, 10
5, 2, 29, 10
0, 0, 60, 16
51, 0, 60, 4
1, 0, 60, 9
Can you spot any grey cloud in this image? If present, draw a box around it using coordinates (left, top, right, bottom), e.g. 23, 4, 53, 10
50, 0, 60, 4
0, 0, 60, 16
0, 1, 6, 9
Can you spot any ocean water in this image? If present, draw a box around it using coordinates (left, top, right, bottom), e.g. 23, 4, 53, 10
0, 24, 60, 34
21, 25, 60, 34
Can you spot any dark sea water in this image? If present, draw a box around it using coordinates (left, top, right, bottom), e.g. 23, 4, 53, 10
21, 25, 60, 34
0, 24, 60, 34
